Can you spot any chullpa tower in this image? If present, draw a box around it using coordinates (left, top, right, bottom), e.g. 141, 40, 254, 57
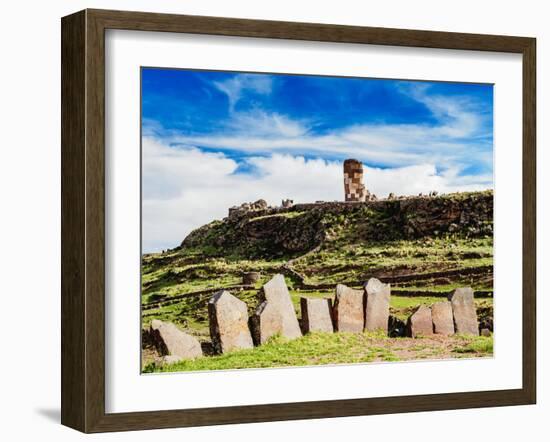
343, 159, 366, 202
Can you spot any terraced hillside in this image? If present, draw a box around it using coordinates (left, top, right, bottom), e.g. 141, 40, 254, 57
142, 190, 494, 369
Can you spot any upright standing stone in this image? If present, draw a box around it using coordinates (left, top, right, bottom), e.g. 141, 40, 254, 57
333, 284, 364, 332
261, 274, 302, 339
407, 305, 434, 338
208, 290, 254, 353
431, 301, 455, 336
250, 300, 283, 345
149, 320, 203, 361
364, 278, 391, 333
300, 297, 334, 333
449, 287, 479, 336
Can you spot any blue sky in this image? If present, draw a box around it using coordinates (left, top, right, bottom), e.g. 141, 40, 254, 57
141, 68, 493, 252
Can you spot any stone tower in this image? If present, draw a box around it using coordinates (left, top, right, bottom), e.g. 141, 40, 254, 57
343, 159, 366, 202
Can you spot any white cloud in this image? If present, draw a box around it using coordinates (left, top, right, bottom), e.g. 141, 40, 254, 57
212, 74, 272, 111
149, 81, 493, 176
142, 137, 492, 252
228, 110, 309, 138
162, 107, 491, 173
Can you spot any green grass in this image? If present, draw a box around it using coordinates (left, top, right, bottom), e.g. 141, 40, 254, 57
143, 331, 493, 373
141, 191, 494, 365
452, 335, 493, 354
144, 331, 397, 372
294, 236, 493, 286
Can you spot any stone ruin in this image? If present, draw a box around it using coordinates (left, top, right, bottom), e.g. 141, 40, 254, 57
282, 199, 294, 208
222, 159, 457, 224
343, 159, 367, 202
228, 199, 269, 218
147, 276, 485, 362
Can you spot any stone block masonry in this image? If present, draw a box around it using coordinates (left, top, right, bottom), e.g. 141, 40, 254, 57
343, 159, 367, 202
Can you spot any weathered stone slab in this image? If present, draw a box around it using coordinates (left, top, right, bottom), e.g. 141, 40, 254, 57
208, 290, 254, 353
448, 287, 479, 336
250, 300, 283, 345
407, 305, 434, 338
333, 284, 364, 332
300, 297, 334, 333
261, 274, 302, 339
149, 320, 203, 361
364, 278, 391, 332
431, 301, 455, 336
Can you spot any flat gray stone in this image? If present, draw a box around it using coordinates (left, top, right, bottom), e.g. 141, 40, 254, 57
333, 284, 364, 332
300, 297, 334, 333
364, 278, 391, 332
208, 290, 254, 353
407, 305, 434, 338
149, 320, 203, 361
431, 301, 455, 336
250, 300, 283, 345
448, 287, 479, 336
261, 274, 302, 339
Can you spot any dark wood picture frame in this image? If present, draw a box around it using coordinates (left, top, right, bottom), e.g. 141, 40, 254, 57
61, 8, 536, 433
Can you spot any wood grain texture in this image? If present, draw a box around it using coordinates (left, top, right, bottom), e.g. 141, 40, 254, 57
522, 38, 537, 403
61, 10, 86, 431
61, 8, 537, 433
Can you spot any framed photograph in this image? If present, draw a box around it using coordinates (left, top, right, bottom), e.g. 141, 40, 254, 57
61, 9, 536, 433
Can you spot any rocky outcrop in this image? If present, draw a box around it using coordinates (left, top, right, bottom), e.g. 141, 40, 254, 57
180, 191, 493, 259
399, 193, 493, 239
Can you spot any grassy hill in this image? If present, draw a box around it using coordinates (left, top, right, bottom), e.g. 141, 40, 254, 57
142, 190, 494, 370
